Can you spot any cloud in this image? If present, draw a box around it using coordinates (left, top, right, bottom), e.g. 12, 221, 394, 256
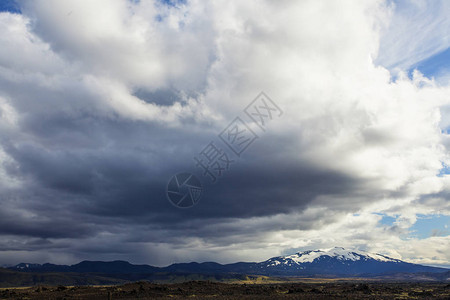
376, 0, 450, 71
0, 0, 448, 267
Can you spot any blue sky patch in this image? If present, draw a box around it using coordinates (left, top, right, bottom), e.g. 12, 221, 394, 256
158, 0, 187, 7
376, 213, 449, 240
410, 214, 450, 239
378, 214, 396, 227
438, 162, 450, 177
410, 47, 450, 80
0, 0, 20, 14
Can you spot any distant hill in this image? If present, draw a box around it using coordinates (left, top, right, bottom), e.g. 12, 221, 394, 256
0, 268, 126, 287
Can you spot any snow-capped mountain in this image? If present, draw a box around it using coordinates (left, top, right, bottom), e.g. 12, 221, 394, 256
8, 247, 448, 278
255, 247, 443, 276
13, 263, 43, 270
264, 247, 400, 267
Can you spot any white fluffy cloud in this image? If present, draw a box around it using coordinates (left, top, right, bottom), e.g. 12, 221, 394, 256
0, 0, 448, 267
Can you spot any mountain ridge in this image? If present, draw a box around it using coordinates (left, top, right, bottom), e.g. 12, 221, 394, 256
9, 247, 448, 278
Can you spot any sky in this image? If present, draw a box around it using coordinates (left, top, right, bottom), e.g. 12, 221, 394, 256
0, 0, 449, 268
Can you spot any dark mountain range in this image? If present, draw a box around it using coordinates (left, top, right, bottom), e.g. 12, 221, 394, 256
0, 267, 126, 287
3, 247, 448, 286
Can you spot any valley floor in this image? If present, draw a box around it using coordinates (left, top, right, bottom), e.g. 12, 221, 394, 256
1, 281, 450, 299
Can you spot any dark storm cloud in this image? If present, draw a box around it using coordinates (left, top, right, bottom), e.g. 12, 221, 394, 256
0, 88, 365, 250
0, 215, 93, 239
0, 60, 400, 259
2, 107, 360, 219
132, 89, 184, 106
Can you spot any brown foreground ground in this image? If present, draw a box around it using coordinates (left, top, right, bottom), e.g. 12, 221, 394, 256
1, 281, 450, 299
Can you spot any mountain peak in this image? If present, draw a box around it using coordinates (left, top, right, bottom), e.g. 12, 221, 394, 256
13, 263, 42, 270
267, 247, 401, 267
257, 247, 449, 276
